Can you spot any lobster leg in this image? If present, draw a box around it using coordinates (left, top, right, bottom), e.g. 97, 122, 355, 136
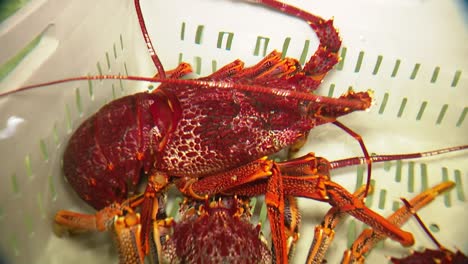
110, 210, 145, 264
112, 210, 174, 264
54, 202, 145, 264
306, 185, 371, 264
203, 49, 302, 86
54, 200, 139, 235
277, 154, 416, 248
180, 154, 415, 263
229, 173, 415, 261
181, 160, 297, 263
341, 181, 455, 264
138, 172, 170, 256
250, 0, 341, 91
110, 208, 174, 264
291, 177, 414, 246
55, 173, 170, 263
176, 159, 297, 263
235, 50, 297, 80
153, 62, 193, 79
284, 196, 301, 259
203, 59, 245, 80
176, 157, 275, 199
220, 155, 417, 257
265, 165, 288, 263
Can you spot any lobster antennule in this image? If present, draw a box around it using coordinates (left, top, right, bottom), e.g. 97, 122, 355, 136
400, 198, 445, 250
333, 120, 373, 197
1, 75, 372, 111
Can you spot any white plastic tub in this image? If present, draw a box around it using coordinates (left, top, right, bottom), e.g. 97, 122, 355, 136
0, 0, 466, 263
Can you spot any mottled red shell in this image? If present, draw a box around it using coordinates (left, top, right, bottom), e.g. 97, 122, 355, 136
162, 197, 271, 264
391, 248, 468, 264
63, 92, 175, 209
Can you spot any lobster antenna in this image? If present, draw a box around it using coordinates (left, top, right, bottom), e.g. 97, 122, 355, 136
333, 121, 372, 197
0, 75, 370, 111
329, 145, 468, 169
400, 198, 444, 250
133, 0, 166, 78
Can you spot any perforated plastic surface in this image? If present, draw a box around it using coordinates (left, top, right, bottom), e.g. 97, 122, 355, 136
0, 0, 466, 263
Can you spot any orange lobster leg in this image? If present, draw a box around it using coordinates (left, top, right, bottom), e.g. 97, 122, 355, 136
228, 175, 414, 263
252, 0, 342, 91
228, 154, 415, 247
342, 181, 455, 264
111, 211, 174, 264
55, 202, 145, 264
177, 158, 298, 263
181, 160, 296, 263
152, 62, 193, 79
111, 211, 145, 264
282, 175, 414, 247
176, 157, 275, 199
203, 59, 245, 80
54, 173, 170, 263
54, 199, 140, 234
306, 185, 371, 264
136, 172, 170, 256
284, 196, 301, 258
265, 165, 289, 263
181, 153, 416, 263
54, 197, 170, 264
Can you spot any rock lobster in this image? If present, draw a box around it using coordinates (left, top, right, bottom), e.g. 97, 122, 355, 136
0, 0, 466, 263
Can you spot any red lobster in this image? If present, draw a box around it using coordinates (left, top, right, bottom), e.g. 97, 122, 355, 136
1, 0, 466, 263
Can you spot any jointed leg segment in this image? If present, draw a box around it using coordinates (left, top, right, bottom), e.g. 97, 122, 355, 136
342, 181, 455, 264
179, 152, 416, 263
